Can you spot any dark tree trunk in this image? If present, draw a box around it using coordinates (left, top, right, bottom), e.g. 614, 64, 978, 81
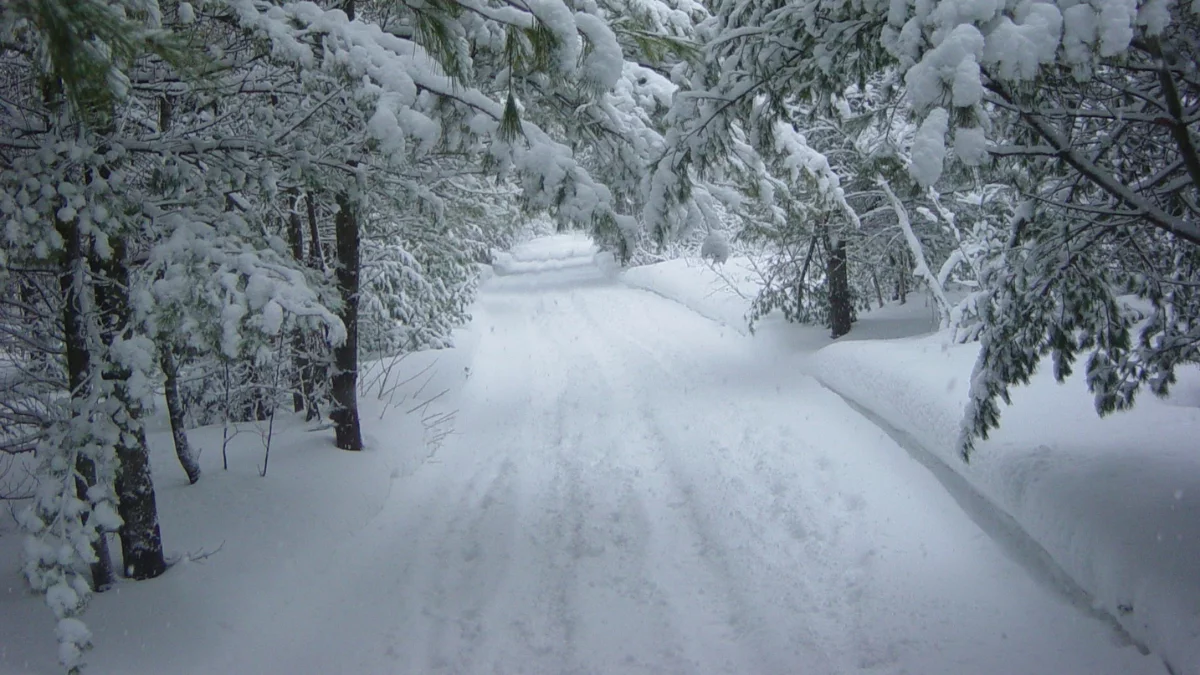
306, 191, 326, 270
331, 192, 363, 451
871, 268, 886, 308
18, 278, 37, 356
303, 191, 324, 421
826, 233, 853, 339
160, 345, 200, 484
92, 239, 167, 581
795, 235, 818, 315
57, 217, 116, 592
892, 251, 909, 304
158, 94, 173, 134
288, 198, 319, 419
287, 202, 306, 414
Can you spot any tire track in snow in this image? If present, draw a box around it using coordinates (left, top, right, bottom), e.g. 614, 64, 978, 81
521, 299, 697, 673
433, 289, 579, 674
567, 287, 858, 674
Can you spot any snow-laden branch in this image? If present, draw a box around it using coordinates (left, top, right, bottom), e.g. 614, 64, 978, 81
878, 176, 952, 328
773, 122, 862, 229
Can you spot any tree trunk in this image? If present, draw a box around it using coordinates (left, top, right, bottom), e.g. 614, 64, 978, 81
57, 217, 116, 592
871, 268, 885, 308
93, 239, 167, 580
238, 373, 270, 422
306, 191, 325, 270
825, 232, 853, 339
303, 191, 324, 421
892, 251, 909, 304
795, 235, 818, 315
160, 345, 200, 484
288, 197, 319, 419
331, 192, 363, 451
287, 202, 306, 414
154, 89, 201, 484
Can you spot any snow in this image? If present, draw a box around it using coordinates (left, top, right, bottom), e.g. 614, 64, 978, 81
910, 107, 949, 186
699, 230, 730, 263
621, 248, 1198, 673
1098, 0, 1139, 55
953, 125, 988, 165
621, 256, 759, 333
982, 5, 1063, 80
0, 236, 1182, 674
809, 335, 1200, 674
574, 11, 624, 90
491, 233, 600, 274
1063, 4, 1099, 65
951, 56, 982, 107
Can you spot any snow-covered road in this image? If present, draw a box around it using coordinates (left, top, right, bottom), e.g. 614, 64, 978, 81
260, 242, 1162, 675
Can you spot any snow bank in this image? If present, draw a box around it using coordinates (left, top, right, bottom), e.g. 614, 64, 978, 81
619, 256, 942, 347
620, 257, 759, 333
492, 253, 596, 275
492, 232, 600, 275
810, 335, 1200, 674
505, 232, 597, 262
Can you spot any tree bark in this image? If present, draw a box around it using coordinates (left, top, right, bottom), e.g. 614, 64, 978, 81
303, 191, 324, 421
93, 238, 167, 580
891, 251, 909, 304
288, 197, 319, 419
160, 345, 200, 484
871, 269, 885, 309
825, 232, 853, 339
331, 192, 363, 451
154, 88, 200, 485
287, 201, 306, 414
57, 216, 116, 592
306, 191, 325, 270
794, 235, 818, 315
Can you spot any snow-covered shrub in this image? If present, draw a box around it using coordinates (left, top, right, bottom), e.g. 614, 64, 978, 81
700, 231, 731, 264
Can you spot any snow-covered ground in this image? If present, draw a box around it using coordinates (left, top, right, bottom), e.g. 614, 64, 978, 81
0, 234, 1171, 673
619, 244, 1200, 675
809, 338, 1200, 675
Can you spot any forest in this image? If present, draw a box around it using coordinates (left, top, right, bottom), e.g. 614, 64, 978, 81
1, 0, 1198, 671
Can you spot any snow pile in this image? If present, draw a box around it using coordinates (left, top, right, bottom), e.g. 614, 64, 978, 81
489, 230, 597, 273
809, 335, 1200, 674
507, 232, 598, 262
492, 254, 596, 275
492, 233, 600, 275
620, 257, 759, 332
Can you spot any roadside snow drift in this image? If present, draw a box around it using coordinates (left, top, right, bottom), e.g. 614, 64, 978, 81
810, 336, 1200, 674
622, 250, 1197, 674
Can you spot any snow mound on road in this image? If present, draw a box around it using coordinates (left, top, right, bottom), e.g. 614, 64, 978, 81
492, 233, 599, 275
810, 335, 1200, 675
507, 232, 597, 262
